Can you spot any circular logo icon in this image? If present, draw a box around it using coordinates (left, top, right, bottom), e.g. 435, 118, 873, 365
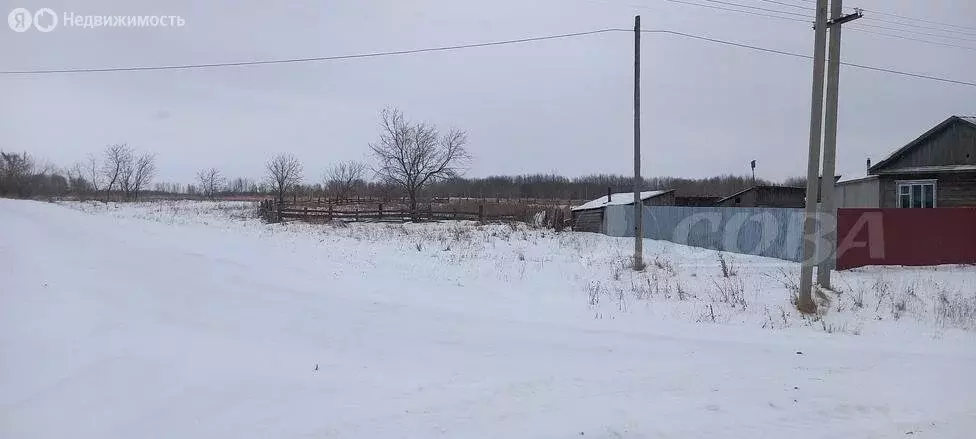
33, 8, 57, 32
8, 8, 32, 32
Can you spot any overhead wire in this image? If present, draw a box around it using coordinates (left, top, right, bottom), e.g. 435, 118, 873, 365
618, 0, 976, 51
1, 27, 972, 88
639, 29, 976, 87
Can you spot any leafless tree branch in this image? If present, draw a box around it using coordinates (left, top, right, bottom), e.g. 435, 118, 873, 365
325, 160, 367, 202
102, 144, 131, 202
266, 153, 303, 203
196, 167, 225, 200
368, 107, 470, 215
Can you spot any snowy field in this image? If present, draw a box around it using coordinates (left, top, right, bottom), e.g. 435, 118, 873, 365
1, 199, 974, 438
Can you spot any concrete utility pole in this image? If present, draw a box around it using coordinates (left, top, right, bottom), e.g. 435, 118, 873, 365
817, 0, 862, 289
633, 15, 644, 270
798, 0, 830, 314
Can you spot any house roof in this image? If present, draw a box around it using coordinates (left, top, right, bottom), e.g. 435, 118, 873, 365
715, 185, 805, 204
837, 175, 879, 185
868, 115, 976, 174
571, 190, 673, 211
871, 164, 976, 175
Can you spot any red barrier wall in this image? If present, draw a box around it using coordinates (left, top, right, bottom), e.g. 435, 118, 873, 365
836, 208, 976, 270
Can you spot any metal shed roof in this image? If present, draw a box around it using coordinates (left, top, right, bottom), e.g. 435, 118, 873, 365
571, 190, 673, 212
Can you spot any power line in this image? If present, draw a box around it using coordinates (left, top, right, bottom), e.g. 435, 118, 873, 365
862, 15, 976, 38
0, 29, 620, 74
600, 0, 976, 46
847, 27, 976, 52
711, 0, 976, 42
752, 0, 815, 11
683, 0, 813, 18
861, 7, 976, 33
790, 0, 976, 31
857, 22, 976, 44
669, 0, 976, 48
639, 29, 976, 87
607, 0, 976, 51
2, 27, 973, 88
663, 0, 812, 22
642, 29, 813, 58
582, 0, 813, 23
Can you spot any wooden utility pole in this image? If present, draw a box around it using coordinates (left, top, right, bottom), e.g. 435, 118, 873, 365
818, 0, 862, 288
633, 15, 644, 270
798, 0, 830, 314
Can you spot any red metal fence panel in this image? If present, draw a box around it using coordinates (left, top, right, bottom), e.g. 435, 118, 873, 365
836, 208, 976, 270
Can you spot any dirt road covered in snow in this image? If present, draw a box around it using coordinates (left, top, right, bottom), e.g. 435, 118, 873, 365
2, 200, 974, 438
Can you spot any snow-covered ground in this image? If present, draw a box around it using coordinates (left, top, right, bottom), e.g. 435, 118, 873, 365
1, 199, 974, 438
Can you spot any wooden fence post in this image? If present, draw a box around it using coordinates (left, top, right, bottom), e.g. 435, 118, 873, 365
328, 205, 333, 222
378, 203, 383, 220
478, 204, 485, 223
303, 207, 308, 220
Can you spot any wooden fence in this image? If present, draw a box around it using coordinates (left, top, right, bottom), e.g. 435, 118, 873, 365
259, 200, 532, 223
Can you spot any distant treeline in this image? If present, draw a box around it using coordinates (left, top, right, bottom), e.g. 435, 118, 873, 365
3, 149, 804, 203
165, 174, 796, 201
427, 174, 805, 200
248, 174, 801, 202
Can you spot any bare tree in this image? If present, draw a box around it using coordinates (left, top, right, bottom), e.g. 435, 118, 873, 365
119, 158, 135, 200
66, 162, 92, 196
325, 160, 367, 202
117, 150, 155, 201
83, 154, 102, 195
265, 153, 303, 203
196, 167, 225, 200
102, 144, 131, 201
369, 108, 469, 214
227, 176, 258, 195
129, 153, 156, 201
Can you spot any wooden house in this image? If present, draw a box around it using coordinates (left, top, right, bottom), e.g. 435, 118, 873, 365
838, 115, 976, 208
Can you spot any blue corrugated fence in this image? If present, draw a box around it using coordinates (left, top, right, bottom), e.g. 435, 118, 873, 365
604, 205, 811, 262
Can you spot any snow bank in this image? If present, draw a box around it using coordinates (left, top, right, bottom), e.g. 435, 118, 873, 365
55, 200, 974, 338
2, 199, 974, 438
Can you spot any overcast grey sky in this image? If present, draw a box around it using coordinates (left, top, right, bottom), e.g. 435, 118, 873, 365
2, 0, 974, 184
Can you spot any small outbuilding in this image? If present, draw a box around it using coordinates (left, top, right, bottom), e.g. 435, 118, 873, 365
571, 190, 674, 233
714, 185, 807, 208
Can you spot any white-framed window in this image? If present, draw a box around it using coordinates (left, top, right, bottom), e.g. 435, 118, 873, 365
896, 180, 937, 208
